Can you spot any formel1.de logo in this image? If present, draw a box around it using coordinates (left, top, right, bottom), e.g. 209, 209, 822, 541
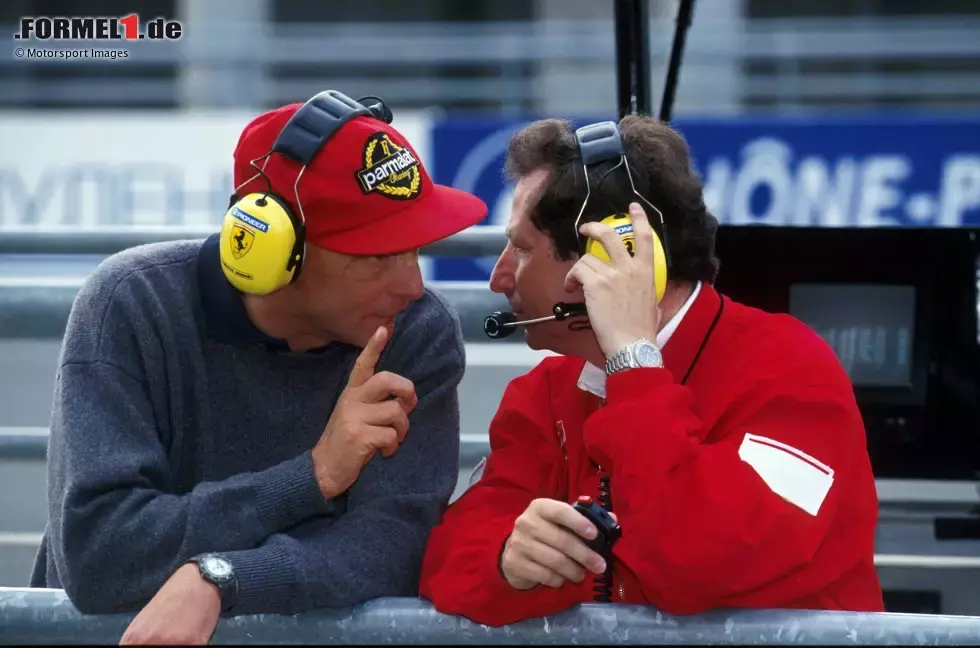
13, 15, 182, 41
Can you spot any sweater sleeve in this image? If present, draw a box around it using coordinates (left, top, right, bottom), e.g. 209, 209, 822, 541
214, 293, 466, 615
45, 266, 330, 614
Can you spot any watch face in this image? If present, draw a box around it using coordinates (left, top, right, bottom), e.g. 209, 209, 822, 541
204, 556, 233, 579
633, 342, 662, 367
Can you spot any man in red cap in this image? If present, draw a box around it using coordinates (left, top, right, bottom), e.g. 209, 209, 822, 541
29, 92, 487, 644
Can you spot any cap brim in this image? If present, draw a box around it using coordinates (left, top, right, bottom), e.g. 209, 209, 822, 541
311, 185, 490, 256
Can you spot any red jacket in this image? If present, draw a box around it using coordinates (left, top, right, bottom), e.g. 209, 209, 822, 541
420, 283, 883, 626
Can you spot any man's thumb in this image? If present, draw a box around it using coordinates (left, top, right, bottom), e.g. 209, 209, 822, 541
347, 326, 387, 389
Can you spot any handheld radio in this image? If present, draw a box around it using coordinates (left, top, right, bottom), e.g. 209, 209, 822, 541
572, 495, 622, 557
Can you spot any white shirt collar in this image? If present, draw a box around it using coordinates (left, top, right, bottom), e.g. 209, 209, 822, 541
576, 281, 702, 399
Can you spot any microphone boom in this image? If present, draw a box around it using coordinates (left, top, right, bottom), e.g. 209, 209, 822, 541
483, 302, 590, 339
483, 311, 519, 339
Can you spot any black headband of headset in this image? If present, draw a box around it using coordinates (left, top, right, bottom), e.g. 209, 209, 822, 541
575, 121, 626, 166
572, 119, 673, 268
572, 120, 627, 253
228, 90, 392, 209
271, 90, 391, 167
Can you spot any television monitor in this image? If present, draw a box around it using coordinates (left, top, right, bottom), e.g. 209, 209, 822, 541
789, 283, 916, 389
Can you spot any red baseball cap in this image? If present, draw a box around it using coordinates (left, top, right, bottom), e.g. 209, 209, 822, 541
232, 103, 488, 255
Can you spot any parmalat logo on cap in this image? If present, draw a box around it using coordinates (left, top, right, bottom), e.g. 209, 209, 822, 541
356, 132, 422, 200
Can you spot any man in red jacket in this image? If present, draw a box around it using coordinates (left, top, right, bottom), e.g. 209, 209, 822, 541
419, 115, 884, 626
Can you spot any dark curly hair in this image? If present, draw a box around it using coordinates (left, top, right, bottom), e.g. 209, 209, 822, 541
503, 114, 720, 285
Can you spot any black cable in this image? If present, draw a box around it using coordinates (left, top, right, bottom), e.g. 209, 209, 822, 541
680, 296, 724, 385
592, 470, 616, 602
659, 0, 697, 123
588, 294, 723, 603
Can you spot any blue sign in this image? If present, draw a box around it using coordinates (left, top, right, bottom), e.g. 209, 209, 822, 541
427, 114, 980, 282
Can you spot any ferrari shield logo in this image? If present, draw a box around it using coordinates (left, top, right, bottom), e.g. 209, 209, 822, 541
230, 225, 254, 259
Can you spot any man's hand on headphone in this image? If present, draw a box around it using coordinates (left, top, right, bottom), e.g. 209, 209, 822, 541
312, 326, 417, 500
564, 202, 663, 360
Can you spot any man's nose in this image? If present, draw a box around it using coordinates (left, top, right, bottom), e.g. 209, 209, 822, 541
393, 255, 425, 300
489, 248, 515, 295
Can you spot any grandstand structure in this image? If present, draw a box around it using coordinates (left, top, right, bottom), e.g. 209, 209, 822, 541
1, 0, 979, 115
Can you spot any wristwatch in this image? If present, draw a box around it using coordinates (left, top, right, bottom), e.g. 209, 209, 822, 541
188, 553, 238, 613
605, 338, 663, 375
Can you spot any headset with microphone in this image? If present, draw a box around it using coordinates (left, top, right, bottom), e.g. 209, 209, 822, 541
219, 89, 393, 296
483, 120, 670, 340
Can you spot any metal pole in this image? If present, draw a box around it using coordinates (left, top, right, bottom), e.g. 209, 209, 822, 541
874, 554, 980, 569
659, 0, 697, 123
614, 0, 651, 117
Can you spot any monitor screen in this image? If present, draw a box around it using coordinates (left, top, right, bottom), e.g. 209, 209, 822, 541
789, 283, 916, 388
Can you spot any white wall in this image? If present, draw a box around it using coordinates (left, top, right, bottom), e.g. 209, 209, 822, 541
0, 110, 433, 231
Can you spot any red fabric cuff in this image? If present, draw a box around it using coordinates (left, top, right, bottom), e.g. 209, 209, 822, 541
605, 366, 675, 402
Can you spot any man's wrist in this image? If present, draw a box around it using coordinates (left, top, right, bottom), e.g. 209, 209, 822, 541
311, 452, 340, 500
603, 335, 631, 359
605, 338, 663, 375
189, 565, 222, 602
188, 553, 238, 613
498, 534, 536, 591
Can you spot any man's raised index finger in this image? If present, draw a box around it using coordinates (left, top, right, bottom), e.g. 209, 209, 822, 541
347, 326, 388, 389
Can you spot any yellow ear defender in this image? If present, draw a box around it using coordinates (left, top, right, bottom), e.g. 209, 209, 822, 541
573, 121, 672, 306
219, 192, 305, 296
217, 90, 397, 296
584, 212, 668, 302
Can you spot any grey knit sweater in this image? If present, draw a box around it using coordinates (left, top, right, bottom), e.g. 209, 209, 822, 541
30, 234, 465, 616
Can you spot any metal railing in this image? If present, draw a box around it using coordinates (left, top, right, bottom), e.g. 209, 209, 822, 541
0, 228, 502, 338
0, 280, 511, 342
0, 427, 498, 467
3, 588, 980, 645
0, 227, 507, 257
0, 228, 512, 338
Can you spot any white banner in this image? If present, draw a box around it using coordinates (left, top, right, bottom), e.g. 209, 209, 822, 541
0, 110, 433, 230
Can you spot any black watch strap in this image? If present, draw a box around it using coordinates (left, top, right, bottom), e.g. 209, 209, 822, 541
189, 553, 238, 613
